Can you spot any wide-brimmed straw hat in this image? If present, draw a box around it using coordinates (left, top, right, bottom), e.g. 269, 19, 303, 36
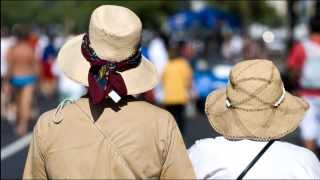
205, 60, 309, 141
57, 5, 158, 96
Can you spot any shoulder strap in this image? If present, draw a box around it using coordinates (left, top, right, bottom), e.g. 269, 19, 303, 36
53, 98, 75, 124
236, 140, 275, 180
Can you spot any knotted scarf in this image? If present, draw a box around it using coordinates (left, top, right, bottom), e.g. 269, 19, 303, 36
81, 34, 141, 104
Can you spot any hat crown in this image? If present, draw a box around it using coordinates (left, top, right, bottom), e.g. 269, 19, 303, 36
88, 5, 142, 61
226, 60, 283, 109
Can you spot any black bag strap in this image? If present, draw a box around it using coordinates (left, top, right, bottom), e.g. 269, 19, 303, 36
236, 140, 275, 180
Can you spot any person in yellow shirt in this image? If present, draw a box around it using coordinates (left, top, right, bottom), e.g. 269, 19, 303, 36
162, 41, 193, 134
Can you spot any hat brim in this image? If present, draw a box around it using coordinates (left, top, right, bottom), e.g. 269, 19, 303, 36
57, 34, 159, 95
205, 88, 309, 140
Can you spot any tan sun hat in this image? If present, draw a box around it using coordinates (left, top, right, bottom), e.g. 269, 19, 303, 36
205, 59, 309, 141
57, 5, 158, 96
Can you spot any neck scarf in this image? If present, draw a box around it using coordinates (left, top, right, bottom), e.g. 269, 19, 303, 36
81, 34, 141, 104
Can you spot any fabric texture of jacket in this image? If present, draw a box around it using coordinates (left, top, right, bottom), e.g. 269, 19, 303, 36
23, 97, 195, 179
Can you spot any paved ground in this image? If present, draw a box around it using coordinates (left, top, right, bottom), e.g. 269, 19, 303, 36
1, 92, 303, 179
1, 92, 60, 179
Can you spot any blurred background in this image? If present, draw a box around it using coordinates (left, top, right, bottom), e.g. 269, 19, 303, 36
1, 0, 320, 179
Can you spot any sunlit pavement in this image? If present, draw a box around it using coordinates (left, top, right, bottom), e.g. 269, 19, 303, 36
1, 94, 302, 179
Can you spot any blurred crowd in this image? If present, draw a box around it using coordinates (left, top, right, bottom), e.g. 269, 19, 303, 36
1, 11, 319, 158
1, 25, 86, 135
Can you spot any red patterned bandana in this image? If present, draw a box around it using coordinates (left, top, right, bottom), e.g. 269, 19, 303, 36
81, 34, 141, 104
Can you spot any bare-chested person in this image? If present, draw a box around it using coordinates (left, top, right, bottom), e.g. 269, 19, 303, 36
6, 25, 39, 136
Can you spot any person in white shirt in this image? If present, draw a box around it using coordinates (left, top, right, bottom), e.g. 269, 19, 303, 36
148, 33, 169, 103
1, 27, 16, 120
188, 59, 320, 179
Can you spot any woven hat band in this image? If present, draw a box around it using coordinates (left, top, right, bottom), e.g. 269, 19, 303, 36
226, 85, 286, 109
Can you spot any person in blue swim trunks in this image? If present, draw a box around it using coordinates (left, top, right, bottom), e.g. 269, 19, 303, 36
10, 75, 37, 89
5, 24, 39, 136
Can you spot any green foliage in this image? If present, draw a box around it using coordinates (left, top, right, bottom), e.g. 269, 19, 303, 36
1, 0, 283, 33
1, 0, 180, 33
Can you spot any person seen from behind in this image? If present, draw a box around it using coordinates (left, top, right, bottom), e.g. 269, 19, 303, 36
5, 24, 39, 136
1, 27, 16, 121
189, 60, 320, 179
286, 15, 320, 158
23, 5, 195, 179
193, 59, 215, 114
162, 41, 193, 134
39, 31, 58, 97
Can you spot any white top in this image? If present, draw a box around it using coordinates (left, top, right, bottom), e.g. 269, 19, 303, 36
188, 136, 320, 179
148, 37, 168, 76
1, 37, 15, 77
52, 60, 86, 100
148, 37, 169, 103
299, 97, 320, 146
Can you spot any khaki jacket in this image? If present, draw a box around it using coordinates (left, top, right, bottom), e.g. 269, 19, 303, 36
23, 97, 195, 179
